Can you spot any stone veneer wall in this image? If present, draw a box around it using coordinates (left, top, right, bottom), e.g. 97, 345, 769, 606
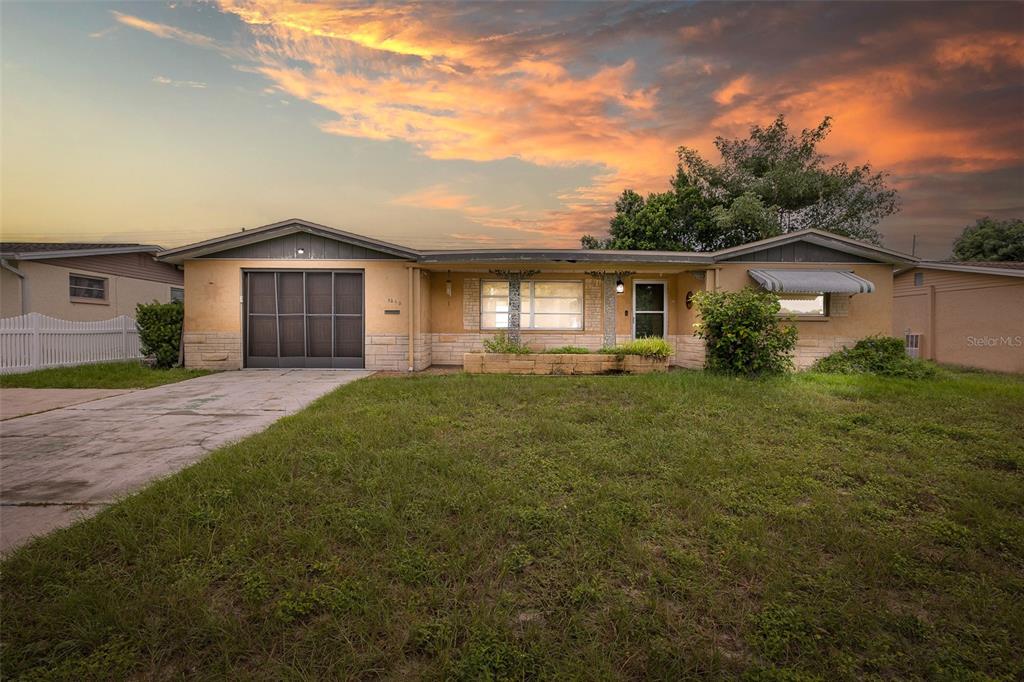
430, 332, 606, 365
183, 332, 242, 370
791, 336, 856, 370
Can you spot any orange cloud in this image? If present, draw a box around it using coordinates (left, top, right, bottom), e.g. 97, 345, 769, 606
713, 74, 753, 105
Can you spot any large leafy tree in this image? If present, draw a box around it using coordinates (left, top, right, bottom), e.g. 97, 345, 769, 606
583, 115, 899, 250
951, 217, 1024, 261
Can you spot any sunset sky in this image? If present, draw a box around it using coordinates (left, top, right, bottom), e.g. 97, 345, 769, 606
2, 1, 1022, 258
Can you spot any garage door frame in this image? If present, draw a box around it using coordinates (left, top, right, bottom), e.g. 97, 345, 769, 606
242, 268, 364, 369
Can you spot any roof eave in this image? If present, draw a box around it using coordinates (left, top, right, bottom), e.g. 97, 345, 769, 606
898, 262, 1024, 278
3, 245, 163, 260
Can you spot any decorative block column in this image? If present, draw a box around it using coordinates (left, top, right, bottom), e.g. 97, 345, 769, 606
507, 272, 522, 345
602, 274, 617, 348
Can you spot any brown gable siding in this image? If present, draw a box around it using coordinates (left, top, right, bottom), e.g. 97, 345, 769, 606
894, 268, 1021, 295
722, 242, 875, 263
36, 253, 183, 285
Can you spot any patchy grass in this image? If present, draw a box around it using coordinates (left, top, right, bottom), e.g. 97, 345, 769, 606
2, 370, 1023, 679
0, 362, 210, 389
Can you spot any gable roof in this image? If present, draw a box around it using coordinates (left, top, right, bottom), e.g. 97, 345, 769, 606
896, 261, 1024, 278
712, 229, 914, 264
157, 220, 916, 266
157, 219, 420, 264
0, 243, 163, 260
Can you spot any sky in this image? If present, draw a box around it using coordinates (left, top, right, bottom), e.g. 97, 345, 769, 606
2, 1, 1022, 258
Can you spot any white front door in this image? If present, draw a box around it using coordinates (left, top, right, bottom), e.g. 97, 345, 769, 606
633, 281, 667, 338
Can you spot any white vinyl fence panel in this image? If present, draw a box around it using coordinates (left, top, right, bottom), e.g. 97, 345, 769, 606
0, 313, 142, 374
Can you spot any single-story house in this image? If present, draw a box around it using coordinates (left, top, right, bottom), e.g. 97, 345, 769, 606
157, 219, 915, 372
894, 261, 1024, 373
0, 243, 183, 321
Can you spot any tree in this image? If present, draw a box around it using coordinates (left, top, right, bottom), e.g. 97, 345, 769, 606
951, 217, 1024, 261
583, 115, 899, 250
580, 171, 715, 251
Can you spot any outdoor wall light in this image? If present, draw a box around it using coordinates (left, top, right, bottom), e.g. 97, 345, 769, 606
615, 279, 625, 294
296, 248, 305, 255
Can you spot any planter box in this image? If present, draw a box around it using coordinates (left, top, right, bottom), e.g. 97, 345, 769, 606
463, 353, 669, 375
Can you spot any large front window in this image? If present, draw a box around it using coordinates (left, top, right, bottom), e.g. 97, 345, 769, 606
481, 280, 583, 330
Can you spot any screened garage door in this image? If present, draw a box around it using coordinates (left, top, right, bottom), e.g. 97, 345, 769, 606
244, 271, 363, 368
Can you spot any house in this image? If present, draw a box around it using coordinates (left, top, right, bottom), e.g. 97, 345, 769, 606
0, 243, 184, 320
157, 219, 914, 372
893, 261, 1024, 373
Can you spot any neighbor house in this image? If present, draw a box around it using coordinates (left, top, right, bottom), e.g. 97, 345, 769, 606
893, 261, 1024, 373
157, 219, 914, 372
0, 243, 184, 320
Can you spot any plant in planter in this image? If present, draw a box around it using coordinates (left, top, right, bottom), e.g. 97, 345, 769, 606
598, 337, 673, 359
482, 332, 531, 354
545, 346, 590, 354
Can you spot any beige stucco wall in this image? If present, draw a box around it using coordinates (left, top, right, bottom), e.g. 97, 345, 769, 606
182, 258, 420, 370
184, 259, 414, 334
714, 262, 894, 338
0, 261, 178, 321
894, 268, 1024, 373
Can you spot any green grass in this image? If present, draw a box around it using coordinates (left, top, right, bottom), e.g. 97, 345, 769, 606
3, 370, 1023, 679
0, 362, 210, 389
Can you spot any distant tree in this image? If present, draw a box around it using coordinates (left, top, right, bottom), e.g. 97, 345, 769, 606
580, 171, 715, 251
951, 217, 1024, 261
583, 115, 899, 250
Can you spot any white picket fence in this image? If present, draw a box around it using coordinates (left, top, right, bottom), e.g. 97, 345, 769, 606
0, 313, 143, 374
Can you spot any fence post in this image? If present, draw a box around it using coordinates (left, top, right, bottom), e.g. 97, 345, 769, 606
121, 316, 129, 359
29, 313, 41, 371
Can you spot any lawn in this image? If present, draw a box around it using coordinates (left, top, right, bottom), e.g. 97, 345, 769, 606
2, 370, 1022, 679
0, 362, 210, 389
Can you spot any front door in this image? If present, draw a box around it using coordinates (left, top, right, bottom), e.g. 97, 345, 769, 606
244, 270, 364, 368
633, 281, 666, 338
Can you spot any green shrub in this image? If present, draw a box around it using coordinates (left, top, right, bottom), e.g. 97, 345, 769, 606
545, 345, 590, 354
135, 301, 184, 369
693, 288, 798, 375
598, 337, 674, 359
813, 335, 937, 378
482, 332, 531, 354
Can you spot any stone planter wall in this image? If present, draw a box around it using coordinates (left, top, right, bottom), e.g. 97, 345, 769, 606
463, 353, 669, 375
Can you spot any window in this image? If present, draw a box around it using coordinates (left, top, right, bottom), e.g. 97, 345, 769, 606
170, 287, 185, 303
69, 274, 107, 301
914, 272, 924, 287
778, 294, 827, 317
481, 280, 583, 330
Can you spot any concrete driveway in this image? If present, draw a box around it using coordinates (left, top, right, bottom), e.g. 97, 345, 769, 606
0, 369, 372, 552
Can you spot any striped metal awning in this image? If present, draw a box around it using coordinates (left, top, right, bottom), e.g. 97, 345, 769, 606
748, 269, 875, 294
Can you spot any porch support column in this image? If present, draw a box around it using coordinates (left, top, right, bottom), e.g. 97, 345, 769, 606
602, 274, 617, 348
507, 272, 523, 345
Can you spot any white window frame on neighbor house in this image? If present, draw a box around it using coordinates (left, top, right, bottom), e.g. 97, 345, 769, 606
480, 280, 584, 331
777, 293, 829, 319
69, 273, 108, 304
170, 286, 185, 303
632, 280, 667, 338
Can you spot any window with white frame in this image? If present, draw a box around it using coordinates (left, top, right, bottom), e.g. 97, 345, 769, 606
777, 293, 828, 317
69, 274, 107, 301
481, 280, 583, 330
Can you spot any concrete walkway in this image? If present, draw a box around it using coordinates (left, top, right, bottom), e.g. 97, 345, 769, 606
1, 388, 136, 420
0, 369, 372, 552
